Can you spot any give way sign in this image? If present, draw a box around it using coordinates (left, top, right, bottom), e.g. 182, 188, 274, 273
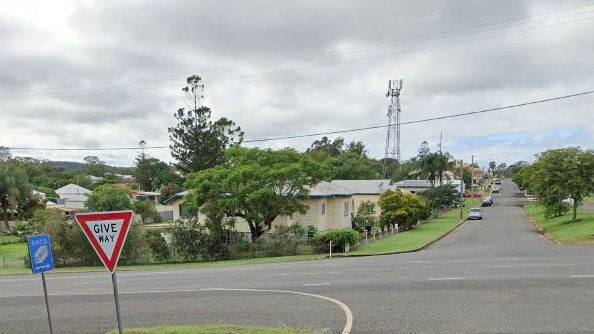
75, 210, 134, 273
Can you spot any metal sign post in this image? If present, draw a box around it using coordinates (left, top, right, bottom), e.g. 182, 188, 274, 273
75, 210, 134, 334
28, 234, 55, 334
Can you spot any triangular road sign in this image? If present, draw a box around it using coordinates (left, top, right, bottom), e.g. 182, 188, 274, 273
75, 210, 134, 273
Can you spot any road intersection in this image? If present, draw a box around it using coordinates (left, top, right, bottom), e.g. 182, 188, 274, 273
2, 179, 594, 333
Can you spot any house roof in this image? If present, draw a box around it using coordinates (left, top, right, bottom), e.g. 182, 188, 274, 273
131, 190, 161, 196
162, 190, 190, 204
162, 183, 354, 203
393, 180, 432, 188
308, 181, 354, 198
55, 183, 92, 196
330, 179, 397, 195
394, 179, 464, 193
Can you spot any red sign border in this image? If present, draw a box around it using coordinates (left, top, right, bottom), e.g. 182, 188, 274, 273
75, 210, 133, 273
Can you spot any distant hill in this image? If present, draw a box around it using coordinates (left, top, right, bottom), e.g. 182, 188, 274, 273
49, 161, 134, 174
50, 161, 87, 171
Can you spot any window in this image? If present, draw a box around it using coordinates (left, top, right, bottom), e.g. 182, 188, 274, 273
344, 202, 349, 217
321, 203, 326, 215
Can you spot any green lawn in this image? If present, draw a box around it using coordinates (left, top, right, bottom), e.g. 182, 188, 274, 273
523, 204, 594, 244
0, 242, 28, 273
106, 325, 318, 334
0, 234, 23, 245
348, 209, 464, 255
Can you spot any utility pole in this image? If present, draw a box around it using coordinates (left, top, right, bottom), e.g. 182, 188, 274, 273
383, 78, 403, 179
471, 155, 474, 207
459, 159, 464, 219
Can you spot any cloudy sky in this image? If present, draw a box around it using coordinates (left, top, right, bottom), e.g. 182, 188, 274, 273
1, 0, 593, 169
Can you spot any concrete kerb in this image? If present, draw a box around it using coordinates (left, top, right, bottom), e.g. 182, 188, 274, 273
520, 204, 558, 244
330, 217, 468, 258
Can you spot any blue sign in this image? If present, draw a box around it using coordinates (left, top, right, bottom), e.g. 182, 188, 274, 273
28, 234, 54, 274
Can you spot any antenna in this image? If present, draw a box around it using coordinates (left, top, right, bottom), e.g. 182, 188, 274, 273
383, 78, 403, 179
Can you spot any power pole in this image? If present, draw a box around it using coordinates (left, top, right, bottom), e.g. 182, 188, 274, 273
471, 155, 474, 206
383, 78, 403, 179
459, 159, 464, 219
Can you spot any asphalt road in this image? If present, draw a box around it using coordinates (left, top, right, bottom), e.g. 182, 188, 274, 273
2, 179, 594, 334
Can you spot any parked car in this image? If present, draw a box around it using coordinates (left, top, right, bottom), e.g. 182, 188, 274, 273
468, 207, 483, 220
482, 196, 493, 207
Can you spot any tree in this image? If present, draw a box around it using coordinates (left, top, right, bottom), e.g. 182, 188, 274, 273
0, 146, 11, 162
184, 147, 321, 242
132, 200, 161, 223
352, 200, 378, 232
306, 136, 345, 157
171, 217, 217, 261
134, 153, 170, 191
82, 156, 107, 177
168, 75, 244, 174
529, 147, 594, 222
416, 142, 455, 186
159, 183, 185, 204
379, 189, 430, 230
0, 164, 33, 232
85, 184, 132, 211
320, 153, 382, 180
418, 184, 460, 212
488, 161, 497, 176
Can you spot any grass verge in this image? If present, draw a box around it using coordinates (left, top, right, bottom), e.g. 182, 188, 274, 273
523, 203, 594, 244
348, 209, 464, 256
0, 242, 28, 273
105, 325, 318, 334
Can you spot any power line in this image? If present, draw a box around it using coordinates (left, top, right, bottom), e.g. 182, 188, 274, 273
10, 89, 594, 152
1, 4, 593, 102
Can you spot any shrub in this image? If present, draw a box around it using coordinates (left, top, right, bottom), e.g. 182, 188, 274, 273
288, 222, 306, 238
312, 229, 359, 252
146, 229, 171, 262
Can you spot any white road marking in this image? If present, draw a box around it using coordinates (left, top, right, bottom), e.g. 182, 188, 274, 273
267, 271, 339, 276
485, 263, 577, 268
203, 288, 353, 334
570, 275, 594, 278
429, 277, 464, 281
302, 283, 331, 286
2, 286, 354, 334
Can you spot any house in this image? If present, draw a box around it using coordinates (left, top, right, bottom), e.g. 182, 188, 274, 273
130, 190, 160, 203
394, 179, 465, 194
288, 181, 354, 232
162, 181, 355, 235
162, 190, 192, 220
330, 179, 398, 217
55, 183, 92, 209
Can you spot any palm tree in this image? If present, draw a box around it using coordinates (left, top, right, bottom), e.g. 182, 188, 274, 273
420, 153, 438, 186
435, 152, 456, 186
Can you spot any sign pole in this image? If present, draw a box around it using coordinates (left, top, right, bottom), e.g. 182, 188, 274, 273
41, 272, 54, 334
75, 210, 134, 334
111, 272, 124, 334
28, 235, 55, 334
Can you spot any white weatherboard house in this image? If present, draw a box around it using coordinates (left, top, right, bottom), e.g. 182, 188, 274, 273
330, 179, 399, 218
163, 181, 355, 234
55, 184, 92, 209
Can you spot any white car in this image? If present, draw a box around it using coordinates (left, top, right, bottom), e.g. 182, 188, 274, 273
468, 207, 483, 220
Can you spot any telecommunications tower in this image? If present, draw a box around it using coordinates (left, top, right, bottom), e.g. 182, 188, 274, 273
383, 78, 403, 179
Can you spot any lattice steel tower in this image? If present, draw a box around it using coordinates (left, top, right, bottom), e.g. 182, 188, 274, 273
383, 78, 403, 178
